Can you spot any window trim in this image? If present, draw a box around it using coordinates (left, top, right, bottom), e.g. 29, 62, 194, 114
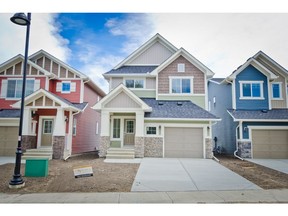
124, 78, 145, 89
169, 76, 194, 94
5, 78, 35, 99
239, 81, 264, 100
61, 81, 71, 94
177, 63, 185, 73
271, 82, 283, 100
145, 126, 157, 136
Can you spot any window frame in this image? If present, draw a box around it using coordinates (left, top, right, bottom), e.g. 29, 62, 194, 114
61, 81, 71, 93
271, 82, 283, 100
239, 81, 264, 100
6, 78, 35, 99
177, 63, 185, 72
124, 78, 145, 89
112, 118, 121, 139
145, 126, 157, 136
169, 76, 193, 94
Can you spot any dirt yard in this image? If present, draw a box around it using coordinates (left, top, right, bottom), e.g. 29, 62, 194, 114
0, 153, 287, 193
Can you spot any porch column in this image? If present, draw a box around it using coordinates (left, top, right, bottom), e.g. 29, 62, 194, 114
135, 111, 144, 158
99, 111, 110, 157
52, 108, 65, 159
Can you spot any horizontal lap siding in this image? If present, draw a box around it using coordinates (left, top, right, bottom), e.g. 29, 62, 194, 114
72, 84, 101, 154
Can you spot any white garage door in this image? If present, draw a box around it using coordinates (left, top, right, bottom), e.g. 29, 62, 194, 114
164, 127, 203, 158
252, 129, 288, 159
0, 126, 18, 156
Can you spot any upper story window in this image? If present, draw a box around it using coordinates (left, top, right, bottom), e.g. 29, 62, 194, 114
239, 81, 264, 99
2, 79, 35, 99
125, 79, 144, 89
271, 83, 282, 99
177, 63, 185, 72
56, 81, 76, 93
169, 77, 193, 94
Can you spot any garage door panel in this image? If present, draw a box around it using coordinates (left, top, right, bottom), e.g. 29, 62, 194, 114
0, 127, 18, 156
164, 127, 203, 158
252, 129, 288, 159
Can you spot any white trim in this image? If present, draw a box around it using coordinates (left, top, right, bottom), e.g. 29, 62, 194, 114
169, 76, 194, 94
239, 80, 264, 100
144, 124, 159, 136
177, 63, 185, 72
144, 118, 221, 122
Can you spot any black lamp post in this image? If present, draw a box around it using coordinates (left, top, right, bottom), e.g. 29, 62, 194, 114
9, 13, 31, 189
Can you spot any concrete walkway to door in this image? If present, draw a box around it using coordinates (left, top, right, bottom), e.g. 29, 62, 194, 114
131, 158, 260, 192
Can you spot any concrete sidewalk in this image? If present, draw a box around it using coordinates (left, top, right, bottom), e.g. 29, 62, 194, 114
1, 189, 288, 203
247, 159, 288, 174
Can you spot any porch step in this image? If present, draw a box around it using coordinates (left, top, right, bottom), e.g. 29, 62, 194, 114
106, 148, 135, 159
22, 148, 53, 160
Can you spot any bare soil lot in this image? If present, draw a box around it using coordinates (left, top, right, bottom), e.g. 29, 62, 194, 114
0, 153, 287, 193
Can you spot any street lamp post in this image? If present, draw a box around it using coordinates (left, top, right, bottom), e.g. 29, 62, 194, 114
9, 13, 31, 189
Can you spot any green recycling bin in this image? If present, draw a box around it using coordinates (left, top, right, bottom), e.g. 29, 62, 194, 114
25, 158, 49, 177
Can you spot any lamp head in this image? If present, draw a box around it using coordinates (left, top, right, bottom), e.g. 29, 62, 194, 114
10, 13, 30, 26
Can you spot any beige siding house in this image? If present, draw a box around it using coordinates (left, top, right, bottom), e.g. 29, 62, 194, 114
93, 33, 220, 159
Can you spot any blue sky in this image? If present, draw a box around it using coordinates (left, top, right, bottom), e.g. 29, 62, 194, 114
1, 11, 288, 93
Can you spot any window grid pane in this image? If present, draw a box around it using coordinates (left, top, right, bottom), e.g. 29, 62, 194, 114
272, 84, 280, 98
62, 83, 71, 92
126, 121, 134, 134
135, 80, 144, 88
172, 79, 181, 93
43, 120, 53, 134
182, 79, 191, 93
252, 83, 260, 97
242, 83, 251, 97
125, 80, 134, 88
7, 80, 16, 98
113, 119, 121, 138
146, 127, 157, 135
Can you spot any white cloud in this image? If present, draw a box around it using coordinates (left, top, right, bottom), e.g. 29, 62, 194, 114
150, 13, 288, 77
0, 13, 70, 64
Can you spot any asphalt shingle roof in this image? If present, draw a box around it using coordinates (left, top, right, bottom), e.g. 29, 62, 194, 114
228, 109, 288, 120
105, 66, 158, 74
0, 109, 20, 118
142, 98, 219, 119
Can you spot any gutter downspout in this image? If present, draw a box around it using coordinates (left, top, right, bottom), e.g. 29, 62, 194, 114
234, 125, 244, 161
64, 109, 82, 161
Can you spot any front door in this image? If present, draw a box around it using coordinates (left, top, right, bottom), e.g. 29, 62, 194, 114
41, 119, 54, 147
124, 119, 135, 146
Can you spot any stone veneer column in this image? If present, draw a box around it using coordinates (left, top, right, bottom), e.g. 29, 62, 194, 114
22, 135, 37, 151
237, 141, 252, 158
144, 137, 163, 157
52, 136, 65, 159
205, 138, 213, 159
99, 136, 110, 157
135, 137, 144, 158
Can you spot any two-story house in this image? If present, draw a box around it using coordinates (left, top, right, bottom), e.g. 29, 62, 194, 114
209, 51, 288, 159
93, 34, 220, 159
0, 50, 105, 159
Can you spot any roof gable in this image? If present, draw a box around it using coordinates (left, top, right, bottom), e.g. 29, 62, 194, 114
92, 84, 151, 111
114, 33, 178, 69
151, 48, 214, 77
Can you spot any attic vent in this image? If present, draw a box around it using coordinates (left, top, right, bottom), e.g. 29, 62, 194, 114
158, 101, 164, 105
261, 109, 268, 113
177, 102, 183, 106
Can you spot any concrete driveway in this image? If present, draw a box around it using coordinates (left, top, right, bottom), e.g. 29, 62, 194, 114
131, 158, 260, 192
247, 159, 288, 174
0, 157, 26, 165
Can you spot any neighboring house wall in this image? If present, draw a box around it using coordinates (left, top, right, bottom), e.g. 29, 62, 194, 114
72, 84, 102, 153
208, 81, 237, 154
235, 65, 269, 110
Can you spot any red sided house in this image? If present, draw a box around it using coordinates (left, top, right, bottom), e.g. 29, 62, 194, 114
0, 50, 105, 159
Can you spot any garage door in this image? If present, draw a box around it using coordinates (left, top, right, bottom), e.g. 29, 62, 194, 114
0, 126, 18, 156
252, 129, 288, 159
164, 127, 203, 158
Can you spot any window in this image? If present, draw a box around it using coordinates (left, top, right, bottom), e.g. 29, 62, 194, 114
146, 126, 157, 135
96, 121, 99, 135
125, 79, 144, 88
73, 119, 77, 136
126, 120, 134, 134
62, 82, 71, 92
177, 63, 185, 72
43, 120, 53, 134
6, 79, 34, 98
113, 119, 121, 139
272, 83, 282, 99
170, 77, 192, 94
240, 81, 263, 99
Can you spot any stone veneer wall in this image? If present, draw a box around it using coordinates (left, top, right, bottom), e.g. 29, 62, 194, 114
144, 137, 163, 157
52, 136, 65, 159
205, 138, 213, 159
135, 137, 144, 158
237, 141, 252, 158
99, 136, 110, 157
22, 135, 37, 151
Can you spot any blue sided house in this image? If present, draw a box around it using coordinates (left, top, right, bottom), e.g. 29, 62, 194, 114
208, 51, 288, 159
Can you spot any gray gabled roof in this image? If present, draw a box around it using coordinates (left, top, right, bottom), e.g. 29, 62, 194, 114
142, 98, 219, 120
105, 66, 158, 75
0, 109, 20, 118
228, 109, 288, 121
